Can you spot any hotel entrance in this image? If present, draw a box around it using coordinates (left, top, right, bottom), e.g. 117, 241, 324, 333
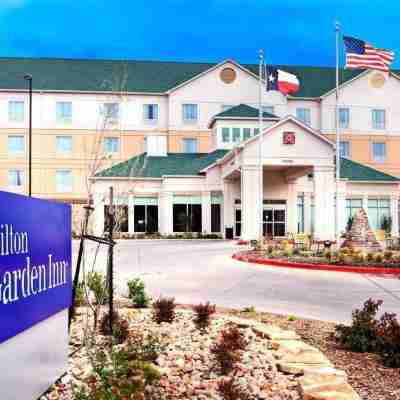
263, 201, 286, 237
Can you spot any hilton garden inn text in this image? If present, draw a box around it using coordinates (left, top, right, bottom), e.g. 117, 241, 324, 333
0, 223, 69, 305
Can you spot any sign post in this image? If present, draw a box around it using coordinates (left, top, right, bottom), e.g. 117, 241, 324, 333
0, 191, 72, 400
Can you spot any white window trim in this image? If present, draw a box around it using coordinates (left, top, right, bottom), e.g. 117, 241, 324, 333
104, 137, 120, 154
56, 135, 73, 155
56, 101, 73, 125
372, 142, 386, 163
8, 100, 25, 123
338, 107, 350, 129
8, 135, 25, 156
143, 104, 159, 124
182, 103, 199, 124
371, 109, 386, 130
100, 102, 120, 123
56, 170, 73, 193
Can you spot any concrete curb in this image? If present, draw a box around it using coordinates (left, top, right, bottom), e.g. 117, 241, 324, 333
232, 252, 400, 276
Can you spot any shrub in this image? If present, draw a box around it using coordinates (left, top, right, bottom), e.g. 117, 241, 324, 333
376, 312, 400, 368
152, 296, 176, 324
335, 298, 382, 353
73, 340, 161, 400
374, 253, 384, 263
337, 252, 346, 264
125, 331, 166, 362
366, 252, 375, 262
287, 315, 297, 322
74, 282, 86, 307
87, 271, 108, 305
384, 250, 393, 261
127, 278, 151, 308
242, 306, 256, 313
217, 377, 251, 400
211, 325, 248, 374
324, 250, 332, 261
99, 311, 129, 344
267, 245, 274, 254
193, 302, 216, 331
283, 248, 292, 257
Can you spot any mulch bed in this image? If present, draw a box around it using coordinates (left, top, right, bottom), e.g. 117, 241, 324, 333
193, 305, 400, 400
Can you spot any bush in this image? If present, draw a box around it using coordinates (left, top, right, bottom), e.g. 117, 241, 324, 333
283, 248, 292, 257
99, 311, 129, 344
87, 271, 108, 305
267, 245, 274, 254
217, 377, 251, 400
152, 296, 176, 324
125, 331, 166, 362
73, 340, 161, 400
366, 252, 375, 262
74, 282, 86, 307
292, 247, 300, 256
384, 250, 393, 261
377, 312, 400, 368
193, 302, 216, 331
374, 253, 384, 263
211, 325, 248, 374
242, 306, 256, 313
324, 250, 332, 261
127, 278, 151, 308
335, 299, 382, 353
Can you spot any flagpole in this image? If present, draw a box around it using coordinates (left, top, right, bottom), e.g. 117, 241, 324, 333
258, 49, 264, 240
335, 21, 341, 249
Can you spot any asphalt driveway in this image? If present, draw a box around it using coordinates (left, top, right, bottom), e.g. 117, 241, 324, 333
73, 239, 400, 324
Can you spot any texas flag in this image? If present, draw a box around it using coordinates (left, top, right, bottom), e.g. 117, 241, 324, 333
265, 66, 300, 95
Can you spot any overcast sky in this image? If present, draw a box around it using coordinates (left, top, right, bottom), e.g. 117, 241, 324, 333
0, 0, 398, 67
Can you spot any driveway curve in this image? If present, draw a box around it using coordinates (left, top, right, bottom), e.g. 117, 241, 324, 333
73, 240, 400, 324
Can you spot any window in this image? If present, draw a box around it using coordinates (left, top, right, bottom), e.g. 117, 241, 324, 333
339, 141, 350, 157
372, 109, 385, 129
8, 170, 24, 187
372, 142, 386, 162
243, 128, 251, 140
221, 104, 234, 111
56, 101, 72, 124
182, 104, 198, 122
262, 106, 275, 115
101, 103, 119, 120
254, 128, 260, 136
297, 196, 304, 233
56, 136, 72, 154
173, 196, 202, 233
368, 199, 390, 230
133, 198, 158, 233
296, 108, 311, 125
339, 107, 350, 129
143, 104, 158, 122
104, 137, 120, 153
8, 101, 24, 122
182, 138, 198, 153
105, 205, 129, 233
8, 135, 24, 154
56, 170, 72, 193
346, 199, 362, 224
222, 127, 230, 143
232, 128, 241, 142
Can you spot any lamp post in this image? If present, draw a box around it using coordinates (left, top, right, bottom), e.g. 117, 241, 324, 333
24, 74, 32, 197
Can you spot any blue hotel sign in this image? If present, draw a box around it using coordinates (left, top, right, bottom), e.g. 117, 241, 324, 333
0, 191, 72, 344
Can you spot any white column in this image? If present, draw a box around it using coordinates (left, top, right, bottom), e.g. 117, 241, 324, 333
337, 181, 347, 235
241, 165, 262, 241
159, 191, 173, 235
313, 166, 335, 240
223, 179, 235, 237
92, 192, 105, 237
287, 179, 298, 235
201, 191, 212, 234
391, 195, 399, 236
128, 194, 135, 234
303, 192, 312, 234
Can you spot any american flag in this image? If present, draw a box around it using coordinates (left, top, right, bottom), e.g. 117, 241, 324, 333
343, 36, 394, 72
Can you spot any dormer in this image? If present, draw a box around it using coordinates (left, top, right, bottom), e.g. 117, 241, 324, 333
208, 104, 280, 150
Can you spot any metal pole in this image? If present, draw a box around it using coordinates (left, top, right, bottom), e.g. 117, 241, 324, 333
24, 74, 33, 197
107, 186, 115, 334
335, 21, 341, 248
258, 49, 264, 240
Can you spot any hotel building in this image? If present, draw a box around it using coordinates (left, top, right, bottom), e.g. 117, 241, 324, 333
0, 58, 399, 239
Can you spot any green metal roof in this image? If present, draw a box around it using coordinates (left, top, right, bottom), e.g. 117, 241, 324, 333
213, 104, 279, 119
0, 57, 393, 97
96, 150, 229, 178
97, 151, 399, 182
340, 158, 399, 182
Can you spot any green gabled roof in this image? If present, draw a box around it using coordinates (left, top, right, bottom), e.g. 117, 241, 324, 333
213, 103, 279, 119
0, 57, 396, 97
340, 157, 399, 182
96, 149, 229, 178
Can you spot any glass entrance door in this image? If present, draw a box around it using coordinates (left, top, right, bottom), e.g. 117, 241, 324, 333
263, 204, 286, 237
